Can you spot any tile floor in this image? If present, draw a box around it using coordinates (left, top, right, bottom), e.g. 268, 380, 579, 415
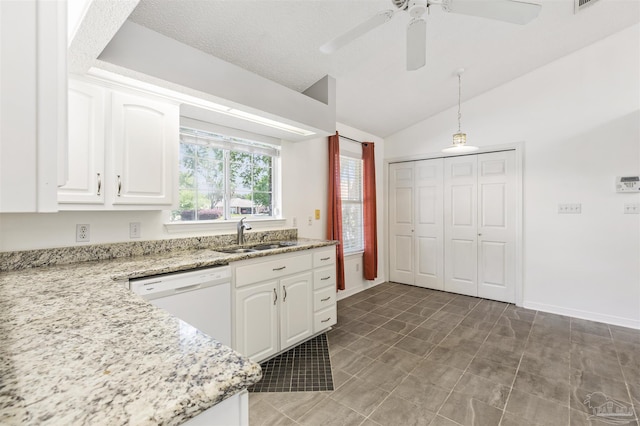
249, 282, 640, 426
249, 333, 334, 393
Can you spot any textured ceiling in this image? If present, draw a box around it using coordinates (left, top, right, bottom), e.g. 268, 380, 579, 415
128, 0, 639, 138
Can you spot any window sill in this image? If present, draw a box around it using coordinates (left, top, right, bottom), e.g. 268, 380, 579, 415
164, 218, 288, 234
344, 250, 364, 258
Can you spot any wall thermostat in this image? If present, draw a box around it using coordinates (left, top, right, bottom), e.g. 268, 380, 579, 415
616, 176, 640, 192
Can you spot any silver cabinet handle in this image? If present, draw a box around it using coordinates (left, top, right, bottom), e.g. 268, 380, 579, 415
321, 296, 331, 302
283, 286, 287, 302
273, 288, 277, 305
321, 276, 331, 280
117, 175, 122, 196
97, 173, 102, 196
273, 266, 286, 271
320, 257, 330, 261
321, 317, 332, 323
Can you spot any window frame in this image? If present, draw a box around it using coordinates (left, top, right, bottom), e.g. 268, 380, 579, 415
173, 127, 281, 223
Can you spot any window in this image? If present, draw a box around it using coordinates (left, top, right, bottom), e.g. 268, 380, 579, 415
173, 128, 279, 222
340, 154, 364, 253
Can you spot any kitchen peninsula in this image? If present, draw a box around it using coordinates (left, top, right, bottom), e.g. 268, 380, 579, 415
0, 231, 336, 425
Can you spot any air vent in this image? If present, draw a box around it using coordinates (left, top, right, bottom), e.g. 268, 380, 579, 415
575, 0, 601, 13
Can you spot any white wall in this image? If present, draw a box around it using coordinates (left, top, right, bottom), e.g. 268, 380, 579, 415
282, 123, 386, 299
385, 24, 640, 328
1, 121, 387, 302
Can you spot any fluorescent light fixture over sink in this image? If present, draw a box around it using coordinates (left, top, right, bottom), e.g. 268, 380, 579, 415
442, 68, 478, 154
86, 67, 316, 137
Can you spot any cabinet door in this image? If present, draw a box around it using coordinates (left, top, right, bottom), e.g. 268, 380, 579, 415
235, 280, 279, 362
0, 0, 66, 213
110, 91, 178, 205
279, 272, 313, 351
389, 162, 415, 284
59, 80, 105, 205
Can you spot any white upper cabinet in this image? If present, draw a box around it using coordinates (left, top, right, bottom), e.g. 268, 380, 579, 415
0, 0, 67, 212
59, 80, 105, 204
60, 79, 179, 210
110, 91, 178, 206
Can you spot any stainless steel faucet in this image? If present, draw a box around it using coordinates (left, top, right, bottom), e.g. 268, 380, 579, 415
237, 217, 252, 245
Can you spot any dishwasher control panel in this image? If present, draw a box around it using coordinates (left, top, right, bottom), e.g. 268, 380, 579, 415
130, 266, 231, 299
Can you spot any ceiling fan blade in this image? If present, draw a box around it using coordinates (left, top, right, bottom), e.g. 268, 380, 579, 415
442, 0, 541, 25
320, 10, 395, 54
407, 18, 427, 71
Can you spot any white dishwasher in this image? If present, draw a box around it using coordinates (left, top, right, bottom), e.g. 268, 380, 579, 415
130, 266, 232, 346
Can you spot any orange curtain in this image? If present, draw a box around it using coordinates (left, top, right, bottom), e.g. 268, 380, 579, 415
362, 142, 378, 280
327, 132, 346, 291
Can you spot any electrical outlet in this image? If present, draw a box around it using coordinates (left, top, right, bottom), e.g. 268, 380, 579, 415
558, 203, 582, 214
76, 224, 90, 242
355, 263, 360, 272
130, 222, 141, 238
292, 217, 297, 227
308, 216, 313, 226
624, 203, 640, 214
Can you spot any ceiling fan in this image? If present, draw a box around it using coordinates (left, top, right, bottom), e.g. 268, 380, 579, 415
320, 0, 542, 71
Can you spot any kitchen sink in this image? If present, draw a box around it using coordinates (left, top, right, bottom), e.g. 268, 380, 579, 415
252, 241, 298, 250
251, 244, 282, 250
217, 241, 298, 254
218, 248, 258, 254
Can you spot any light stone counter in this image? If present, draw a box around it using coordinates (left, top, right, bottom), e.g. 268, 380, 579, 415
0, 235, 336, 425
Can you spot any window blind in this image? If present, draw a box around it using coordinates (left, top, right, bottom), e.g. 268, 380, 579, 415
340, 155, 364, 253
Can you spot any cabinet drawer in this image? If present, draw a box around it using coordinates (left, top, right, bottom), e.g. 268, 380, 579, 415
313, 248, 335, 268
313, 286, 335, 311
313, 266, 336, 290
235, 253, 312, 288
314, 306, 337, 333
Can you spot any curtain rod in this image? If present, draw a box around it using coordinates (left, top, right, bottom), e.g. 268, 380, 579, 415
339, 135, 366, 144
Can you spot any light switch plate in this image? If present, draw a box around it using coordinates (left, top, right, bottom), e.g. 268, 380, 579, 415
624, 203, 640, 214
558, 203, 582, 214
129, 222, 141, 238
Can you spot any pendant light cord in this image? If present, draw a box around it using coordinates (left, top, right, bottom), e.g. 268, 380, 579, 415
457, 73, 462, 133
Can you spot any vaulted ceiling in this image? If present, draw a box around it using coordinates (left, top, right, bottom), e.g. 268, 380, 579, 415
122, 0, 639, 138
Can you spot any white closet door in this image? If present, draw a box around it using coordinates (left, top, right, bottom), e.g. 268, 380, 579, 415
414, 159, 444, 290
444, 156, 478, 297
389, 162, 415, 284
477, 151, 516, 303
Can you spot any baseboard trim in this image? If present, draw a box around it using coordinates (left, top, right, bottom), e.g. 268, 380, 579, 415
337, 279, 385, 301
523, 301, 640, 330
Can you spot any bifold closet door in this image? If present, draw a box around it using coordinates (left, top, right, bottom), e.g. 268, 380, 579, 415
389, 162, 415, 284
414, 159, 444, 290
444, 151, 516, 302
477, 151, 516, 303
444, 156, 478, 297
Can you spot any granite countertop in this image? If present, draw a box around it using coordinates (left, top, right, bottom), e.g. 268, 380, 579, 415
0, 237, 336, 425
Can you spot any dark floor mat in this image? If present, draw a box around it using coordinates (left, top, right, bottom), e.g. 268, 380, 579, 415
248, 333, 334, 393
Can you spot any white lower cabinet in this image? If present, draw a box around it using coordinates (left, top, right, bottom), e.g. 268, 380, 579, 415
278, 273, 313, 349
232, 247, 336, 363
235, 280, 280, 362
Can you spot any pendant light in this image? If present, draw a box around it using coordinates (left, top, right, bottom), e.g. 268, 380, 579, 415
442, 69, 478, 153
